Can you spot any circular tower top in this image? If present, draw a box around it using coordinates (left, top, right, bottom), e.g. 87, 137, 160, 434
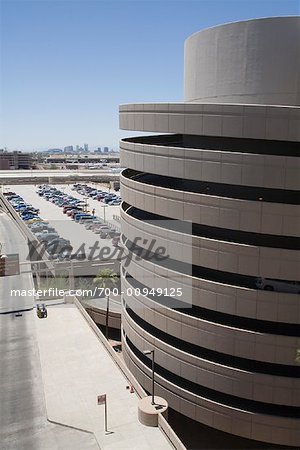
184, 16, 300, 105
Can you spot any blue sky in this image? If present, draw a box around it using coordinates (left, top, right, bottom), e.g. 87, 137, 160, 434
0, 0, 299, 151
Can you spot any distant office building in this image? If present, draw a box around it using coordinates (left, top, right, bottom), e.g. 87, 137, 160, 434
120, 17, 300, 448
84, 143, 89, 152
45, 154, 119, 164
0, 158, 9, 169
46, 148, 63, 154
0, 150, 33, 169
64, 146, 74, 153
103, 147, 109, 153
76, 145, 80, 152
94, 148, 102, 154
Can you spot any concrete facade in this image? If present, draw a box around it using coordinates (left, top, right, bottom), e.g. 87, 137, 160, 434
184, 16, 300, 106
119, 17, 300, 448
0, 150, 33, 169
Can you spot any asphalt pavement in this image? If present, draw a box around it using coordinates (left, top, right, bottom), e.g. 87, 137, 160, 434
10, 184, 121, 260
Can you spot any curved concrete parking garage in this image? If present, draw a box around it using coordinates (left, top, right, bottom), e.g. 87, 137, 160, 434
119, 17, 300, 448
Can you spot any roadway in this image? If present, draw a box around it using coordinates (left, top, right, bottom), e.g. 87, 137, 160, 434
0, 211, 33, 312
9, 184, 121, 260
0, 169, 119, 177
0, 169, 120, 185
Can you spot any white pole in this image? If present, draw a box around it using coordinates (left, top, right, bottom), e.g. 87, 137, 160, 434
104, 397, 108, 432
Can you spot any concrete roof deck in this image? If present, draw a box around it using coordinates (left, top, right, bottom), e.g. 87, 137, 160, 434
35, 301, 171, 450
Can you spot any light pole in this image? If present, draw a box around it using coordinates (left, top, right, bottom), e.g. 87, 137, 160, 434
143, 349, 155, 405
84, 195, 89, 213
102, 204, 107, 223
105, 295, 110, 339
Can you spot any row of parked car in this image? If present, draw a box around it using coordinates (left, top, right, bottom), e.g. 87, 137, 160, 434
72, 183, 122, 205
5, 192, 72, 258
37, 185, 121, 245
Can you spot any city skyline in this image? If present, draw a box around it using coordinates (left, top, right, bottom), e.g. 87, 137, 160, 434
1, 0, 299, 151
0, 146, 118, 153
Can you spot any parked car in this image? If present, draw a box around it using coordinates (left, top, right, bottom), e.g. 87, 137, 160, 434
35, 232, 59, 242
108, 230, 120, 238
32, 225, 56, 234
21, 212, 37, 219
29, 221, 50, 230
255, 277, 300, 293
112, 236, 120, 247
94, 226, 110, 234
99, 231, 110, 239
85, 219, 103, 229
23, 217, 39, 223
47, 239, 72, 255
74, 213, 92, 222
79, 216, 94, 224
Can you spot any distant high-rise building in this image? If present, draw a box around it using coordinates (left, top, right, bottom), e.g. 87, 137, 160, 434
103, 147, 109, 153
64, 146, 74, 153
84, 144, 89, 152
76, 145, 80, 152
46, 148, 63, 154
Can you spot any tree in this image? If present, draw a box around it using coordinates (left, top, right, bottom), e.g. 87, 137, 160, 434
93, 268, 118, 339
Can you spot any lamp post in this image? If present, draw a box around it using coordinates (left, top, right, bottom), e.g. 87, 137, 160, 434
102, 204, 108, 223
143, 349, 155, 405
84, 195, 89, 213
105, 295, 110, 339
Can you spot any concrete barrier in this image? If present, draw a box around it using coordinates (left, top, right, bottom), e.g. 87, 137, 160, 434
138, 396, 168, 427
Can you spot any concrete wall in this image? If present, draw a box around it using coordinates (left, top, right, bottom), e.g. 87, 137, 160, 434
184, 17, 300, 105
119, 103, 300, 141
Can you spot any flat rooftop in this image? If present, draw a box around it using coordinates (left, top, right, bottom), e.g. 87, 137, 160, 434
35, 301, 171, 449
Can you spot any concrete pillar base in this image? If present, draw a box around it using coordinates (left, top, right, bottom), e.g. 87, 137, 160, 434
138, 396, 168, 427
63, 292, 76, 303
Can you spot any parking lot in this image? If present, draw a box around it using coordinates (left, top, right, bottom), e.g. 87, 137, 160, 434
61, 182, 121, 227
9, 184, 121, 259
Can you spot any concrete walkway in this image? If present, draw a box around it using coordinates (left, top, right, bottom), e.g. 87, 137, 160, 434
35, 302, 171, 450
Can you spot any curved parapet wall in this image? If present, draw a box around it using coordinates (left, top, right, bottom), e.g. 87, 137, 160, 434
119, 103, 300, 141
184, 16, 300, 105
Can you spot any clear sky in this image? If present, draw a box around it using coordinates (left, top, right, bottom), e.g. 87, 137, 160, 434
0, 0, 299, 151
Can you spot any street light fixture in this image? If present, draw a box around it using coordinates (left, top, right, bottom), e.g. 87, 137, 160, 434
143, 349, 155, 405
102, 204, 108, 223
84, 195, 89, 213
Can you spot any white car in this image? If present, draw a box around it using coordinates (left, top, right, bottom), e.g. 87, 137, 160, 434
255, 277, 300, 294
